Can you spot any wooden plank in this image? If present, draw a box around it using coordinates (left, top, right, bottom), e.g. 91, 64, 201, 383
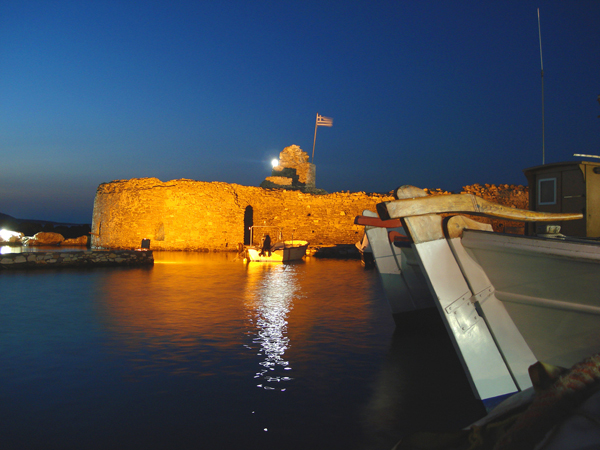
446, 215, 493, 239
380, 193, 584, 222
403, 214, 445, 244
388, 230, 409, 243
354, 216, 403, 228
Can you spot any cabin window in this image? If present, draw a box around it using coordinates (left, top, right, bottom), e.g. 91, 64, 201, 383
538, 178, 557, 205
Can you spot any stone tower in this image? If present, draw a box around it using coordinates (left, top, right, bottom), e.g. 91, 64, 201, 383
261, 145, 316, 190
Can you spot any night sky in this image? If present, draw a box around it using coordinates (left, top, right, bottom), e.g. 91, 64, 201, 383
1, 0, 599, 224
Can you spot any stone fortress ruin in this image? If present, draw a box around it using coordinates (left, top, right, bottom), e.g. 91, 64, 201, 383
260, 145, 320, 192
91, 177, 392, 251
90, 145, 529, 251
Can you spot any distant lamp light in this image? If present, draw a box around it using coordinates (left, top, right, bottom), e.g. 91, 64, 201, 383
271, 159, 278, 168
0, 229, 21, 242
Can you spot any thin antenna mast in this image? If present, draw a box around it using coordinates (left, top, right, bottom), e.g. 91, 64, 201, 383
538, 8, 545, 165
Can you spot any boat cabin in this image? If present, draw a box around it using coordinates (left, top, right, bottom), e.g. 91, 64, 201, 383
524, 161, 600, 237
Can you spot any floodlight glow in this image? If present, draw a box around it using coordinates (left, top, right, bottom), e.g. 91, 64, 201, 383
0, 229, 21, 241
271, 159, 278, 168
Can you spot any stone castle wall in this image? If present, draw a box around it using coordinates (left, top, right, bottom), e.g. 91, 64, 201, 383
91, 178, 528, 251
91, 178, 393, 251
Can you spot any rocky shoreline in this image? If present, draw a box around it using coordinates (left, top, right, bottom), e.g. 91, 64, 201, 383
0, 231, 89, 247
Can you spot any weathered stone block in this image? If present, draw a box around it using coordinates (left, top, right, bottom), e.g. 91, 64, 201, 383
63, 236, 88, 246
30, 232, 65, 245
265, 176, 293, 186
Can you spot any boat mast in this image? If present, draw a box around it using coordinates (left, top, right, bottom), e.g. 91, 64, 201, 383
538, 8, 545, 165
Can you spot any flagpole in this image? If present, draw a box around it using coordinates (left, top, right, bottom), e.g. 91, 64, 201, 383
312, 113, 318, 162
311, 113, 332, 162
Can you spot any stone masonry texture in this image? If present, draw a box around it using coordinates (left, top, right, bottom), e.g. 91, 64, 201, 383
0, 250, 154, 270
91, 178, 528, 251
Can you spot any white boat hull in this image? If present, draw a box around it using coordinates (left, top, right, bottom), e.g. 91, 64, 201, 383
459, 230, 600, 369
246, 241, 308, 262
360, 210, 435, 320
376, 187, 599, 408
411, 235, 530, 407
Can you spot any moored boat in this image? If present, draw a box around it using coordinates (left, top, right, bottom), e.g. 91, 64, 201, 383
245, 240, 309, 262
244, 225, 308, 263
376, 185, 597, 409
456, 228, 600, 369
354, 210, 435, 327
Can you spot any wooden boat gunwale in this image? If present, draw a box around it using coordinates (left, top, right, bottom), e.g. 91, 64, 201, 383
377, 192, 583, 225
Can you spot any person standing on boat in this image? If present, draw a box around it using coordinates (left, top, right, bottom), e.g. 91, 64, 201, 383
260, 235, 272, 256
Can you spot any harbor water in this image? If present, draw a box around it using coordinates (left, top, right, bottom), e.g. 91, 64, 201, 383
0, 251, 484, 450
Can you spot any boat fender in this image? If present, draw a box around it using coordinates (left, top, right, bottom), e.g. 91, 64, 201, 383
494, 353, 600, 450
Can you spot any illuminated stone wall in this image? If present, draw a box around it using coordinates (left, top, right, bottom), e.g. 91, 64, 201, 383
91, 178, 393, 250
425, 183, 529, 233
91, 178, 528, 250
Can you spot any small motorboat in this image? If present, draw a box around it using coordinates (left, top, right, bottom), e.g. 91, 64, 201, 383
244, 226, 308, 262
246, 240, 309, 262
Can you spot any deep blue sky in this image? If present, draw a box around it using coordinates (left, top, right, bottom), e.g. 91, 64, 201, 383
1, 0, 599, 224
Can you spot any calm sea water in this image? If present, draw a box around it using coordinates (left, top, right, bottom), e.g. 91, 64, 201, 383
0, 252, 484, 450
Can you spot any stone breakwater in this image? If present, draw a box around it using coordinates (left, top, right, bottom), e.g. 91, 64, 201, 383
0, 250, 154, 270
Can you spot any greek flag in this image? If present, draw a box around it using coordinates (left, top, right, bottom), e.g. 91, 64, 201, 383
316, 114, 333, 127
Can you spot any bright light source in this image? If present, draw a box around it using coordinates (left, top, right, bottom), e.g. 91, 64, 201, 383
0, 229, 22, 242
271, 159, 278, 168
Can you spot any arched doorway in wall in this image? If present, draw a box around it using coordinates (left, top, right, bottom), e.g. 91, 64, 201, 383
244, 206, 253, 245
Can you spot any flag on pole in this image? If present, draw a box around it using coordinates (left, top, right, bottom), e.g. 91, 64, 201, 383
316, 114, 333, 127
312, 113, 333, 162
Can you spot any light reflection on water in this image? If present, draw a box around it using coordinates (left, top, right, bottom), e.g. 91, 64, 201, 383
244, 262, 297, 390
0, 252, 483, 450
